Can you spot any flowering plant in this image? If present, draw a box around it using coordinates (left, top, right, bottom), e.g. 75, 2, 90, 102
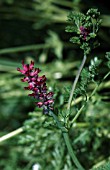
0, 7, 110, 170
17, 61, 54, 114
17, 60, 85, 170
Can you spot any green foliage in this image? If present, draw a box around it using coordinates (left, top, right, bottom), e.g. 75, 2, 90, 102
74, 56, 102, 98
93, 161, 110, 170
105, 52, 110, 69
0, 1, 110, 170
18, 112, 76, 170
45, 31, 63, 59
66, 8, 102, 54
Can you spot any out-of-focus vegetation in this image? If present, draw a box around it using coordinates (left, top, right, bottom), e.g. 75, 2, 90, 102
0, 0, 110, 170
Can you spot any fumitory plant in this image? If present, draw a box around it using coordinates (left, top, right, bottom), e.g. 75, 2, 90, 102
17, 60, 85, 170
0, 8, 110, 170
17, 60, 54, 114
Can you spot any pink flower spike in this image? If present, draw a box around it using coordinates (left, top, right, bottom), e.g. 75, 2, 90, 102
17, 60, 54, 114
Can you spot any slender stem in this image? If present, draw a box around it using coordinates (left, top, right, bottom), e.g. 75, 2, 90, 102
67, 55, 87, 111
90, 71, 110, 98
63, 133, 85, 170
71, 70, 110, 124
50, 111, 85, 170
0, 127, 23, 143
71, 104, 85, 124
0, 44, 50, 54
71, 84, 99, 125
103, 71, 110, 80
52, 0, 82, 8
52, 0, 76, 8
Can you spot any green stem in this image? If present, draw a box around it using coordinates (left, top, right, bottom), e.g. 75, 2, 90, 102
52, 0, 76, 8
103, 71, 110, 80
67, 55, 87, 111
0, 127, 23, 143
0, 44, 50, 54
90, 71, 110, 98
63, 132, 85, 170
71, 84, 100, 125
71, 104, 85, 124
71, 70, 110, 124
50, 111, 85, 170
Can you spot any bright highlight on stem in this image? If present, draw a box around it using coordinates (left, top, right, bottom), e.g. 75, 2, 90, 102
67, 55, 87, 111
0, 127, 23, 143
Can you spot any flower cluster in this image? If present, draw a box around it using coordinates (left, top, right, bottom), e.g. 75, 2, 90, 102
66, 8, 101, 54
17, 61, 54, 114
79, 26, 89, 41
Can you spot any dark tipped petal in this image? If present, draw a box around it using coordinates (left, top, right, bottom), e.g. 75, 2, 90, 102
21, 77, 29, 82
17, 67, 20, 71
47, 92, 54, 99
28, 93, 36, 97
29, 61, 34, 69
36, 102, 43, 107
44, 99, 54, 105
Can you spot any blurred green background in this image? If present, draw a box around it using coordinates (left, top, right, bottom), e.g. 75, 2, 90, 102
0, 0, 110, 170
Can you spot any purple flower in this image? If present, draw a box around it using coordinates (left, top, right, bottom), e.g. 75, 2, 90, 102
79, 26, 89, 41
17, 61, 54, 114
